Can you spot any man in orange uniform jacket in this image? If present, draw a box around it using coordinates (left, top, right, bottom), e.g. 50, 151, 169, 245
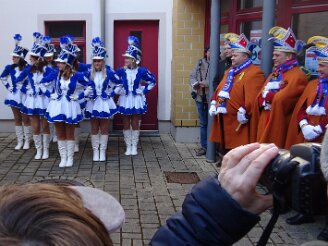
252, 27, 308, 148
285, 36, 328, 149
209, 33, 264, 152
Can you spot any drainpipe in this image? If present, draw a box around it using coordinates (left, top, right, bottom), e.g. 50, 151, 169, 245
100, 0, 106, 42
206, 0, 220, 163
260, 0, 275, 77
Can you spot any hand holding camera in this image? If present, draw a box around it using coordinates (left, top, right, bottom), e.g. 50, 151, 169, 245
192, 81, 200, 90
219, 143, 278, 215
199, 80, 208, 88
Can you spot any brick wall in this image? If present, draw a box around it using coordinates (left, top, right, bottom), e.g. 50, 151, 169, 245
171, 0, 206, 127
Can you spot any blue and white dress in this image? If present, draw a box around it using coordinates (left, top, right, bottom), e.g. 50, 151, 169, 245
17, 65, 54, 116
84, 66, 121, 119
0, 65, 27, 109
45, 72, 89, 124
77, 62, 89, 110
116, 67, 156, 115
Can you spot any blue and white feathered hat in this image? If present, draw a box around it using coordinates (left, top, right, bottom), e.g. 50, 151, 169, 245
30, 32, 48, 57
11, 34, 29, 59
41, 36, 56, 58
307, 36, 328, 63
91, 37, 107, 60
55, 35, 80, 66
122, 36, 142, 64
224, 33, 256, 55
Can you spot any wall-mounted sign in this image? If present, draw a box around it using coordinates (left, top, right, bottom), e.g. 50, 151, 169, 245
250, 30, 262, 65
305, 46, 319, 76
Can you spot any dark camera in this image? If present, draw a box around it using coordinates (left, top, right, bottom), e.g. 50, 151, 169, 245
191, 91, 197, 100
200, 94, 207, 103
260, 143, 327, 215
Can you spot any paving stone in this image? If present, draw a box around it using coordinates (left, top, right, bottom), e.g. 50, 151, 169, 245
0, 133, 322, 245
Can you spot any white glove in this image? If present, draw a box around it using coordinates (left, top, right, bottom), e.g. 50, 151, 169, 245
314, 125, 323, 135
208, 100, 218, 116
69, 94, 79, 101
96, 89, 102, 96
237, 107, 248, 124
84, 86, 93, 97
261, 89, 269, 98
114, 86, 125, 96
301, 124, 320, 140
27, 89, 34, 96
136, 88, 143, 95
8, 85, 13, 92
35, 86, 40, 94
39, 84, 47, 94
50, 93, 58, 100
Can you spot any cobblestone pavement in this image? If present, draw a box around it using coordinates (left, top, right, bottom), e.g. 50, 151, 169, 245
0, 132, 325, 245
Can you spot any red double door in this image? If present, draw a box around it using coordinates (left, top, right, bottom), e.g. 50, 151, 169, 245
113, 20, 159, 130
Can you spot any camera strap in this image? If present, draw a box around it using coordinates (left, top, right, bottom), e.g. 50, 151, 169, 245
256, 195, 281, 246
257, 160, 299, 246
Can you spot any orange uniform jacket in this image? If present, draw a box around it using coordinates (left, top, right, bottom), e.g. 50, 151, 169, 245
251, 66, 308, 148
285, 79, 328, 149
209, 64, 265, 149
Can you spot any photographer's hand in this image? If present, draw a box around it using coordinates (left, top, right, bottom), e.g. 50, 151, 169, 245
218, 143, 279, 215
199, 80, 208, 88
192, 81, 200, 90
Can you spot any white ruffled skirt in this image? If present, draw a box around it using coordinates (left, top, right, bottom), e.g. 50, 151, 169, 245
46, 96, 83, 124
85, 96, 117, 119
21, 94, 49, 116
117, 92, 147, 115
4, 90, 23, 109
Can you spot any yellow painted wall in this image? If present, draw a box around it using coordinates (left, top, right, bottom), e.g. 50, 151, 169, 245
171, 0, 206, 127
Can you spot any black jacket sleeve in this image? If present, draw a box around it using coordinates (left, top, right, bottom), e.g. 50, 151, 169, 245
150, 176, 260, 246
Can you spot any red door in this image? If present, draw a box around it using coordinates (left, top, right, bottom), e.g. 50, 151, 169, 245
113, 20, 159, 130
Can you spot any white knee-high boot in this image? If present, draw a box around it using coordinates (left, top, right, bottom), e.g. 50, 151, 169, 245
42, 134, 50, 159
14, 126, 24, 150
52, 133, 58, 143
91, 134, 100, 162
23, 126, 32, 150
50, 124, 57, 142
74, 127, 80, 152
33, 135, 42, 159
99, 135, 108, 162
58, 140, 67, 168
131, 130, 140, 156
123, 130, 132, 155
66, 140, 75, 167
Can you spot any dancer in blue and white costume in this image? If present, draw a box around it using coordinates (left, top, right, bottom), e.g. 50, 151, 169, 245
44, 37, 58, 143
0, 34, 32, 150
45, 36, 89, 168
43, 37, 58, 143
84, 37, 121, 162
16, 33, 54, 160
70, 37, 88, 153
115, 36, 156, 156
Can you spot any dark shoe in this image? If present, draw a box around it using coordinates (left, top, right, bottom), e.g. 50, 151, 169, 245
196, 148, 206, 156
286, 213, 315, 225
318, 226, 328, 241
